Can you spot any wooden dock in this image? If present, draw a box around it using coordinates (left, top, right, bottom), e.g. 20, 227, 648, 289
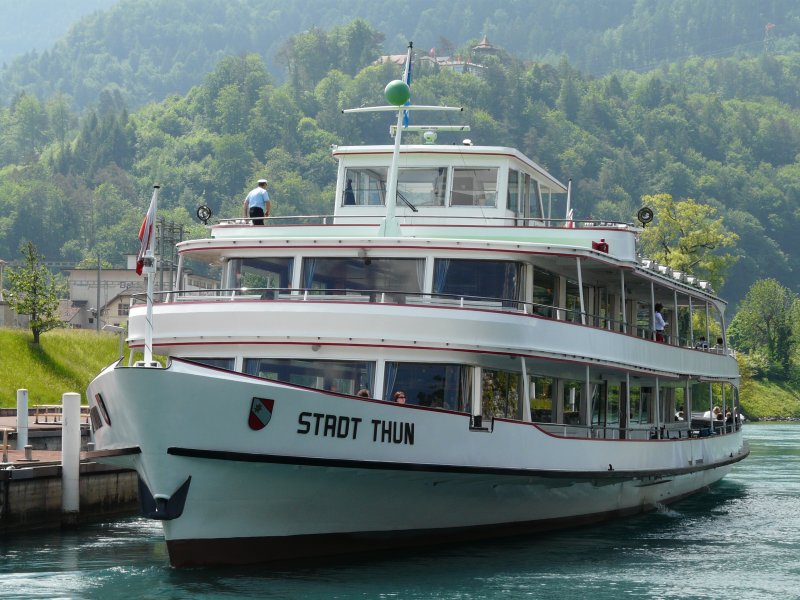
0, 411, 139, 533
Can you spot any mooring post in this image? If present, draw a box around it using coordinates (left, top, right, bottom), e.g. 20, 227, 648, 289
61, 392, 81, 526
16, 389, 28, 450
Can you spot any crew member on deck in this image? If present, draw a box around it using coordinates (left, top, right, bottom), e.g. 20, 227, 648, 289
243, 178, 271, 225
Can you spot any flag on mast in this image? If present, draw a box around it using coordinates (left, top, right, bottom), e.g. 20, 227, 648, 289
402, 42, 413, 128
136, 188, 158, 275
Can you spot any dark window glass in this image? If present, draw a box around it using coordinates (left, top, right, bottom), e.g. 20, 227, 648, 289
451, 168, 498, 206
302, 257, 424, 296
244, 358, 374, 396
384, 362, 471, 411
432, 259, 521, 306
482, 369, 521, 419
532, 266, 556, 317
230, 257, 293, 292
188, 357, 235, 371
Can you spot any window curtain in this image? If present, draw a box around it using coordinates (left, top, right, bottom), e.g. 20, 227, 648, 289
433, 259, 450, 294
384, 362, 398, 400
415, 259, 425, 293
303, 258, 316, 289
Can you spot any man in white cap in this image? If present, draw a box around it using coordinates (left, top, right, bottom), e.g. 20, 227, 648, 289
243, 178, 270, 225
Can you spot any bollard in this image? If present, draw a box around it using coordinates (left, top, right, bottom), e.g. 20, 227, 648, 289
61, 392, 81, 525
24, 444, 33, 461
16, 389, 28, 450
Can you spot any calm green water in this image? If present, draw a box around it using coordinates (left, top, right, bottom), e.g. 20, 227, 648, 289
1, 423, 798, 599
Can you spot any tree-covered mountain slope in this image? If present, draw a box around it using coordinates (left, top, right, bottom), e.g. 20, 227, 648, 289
2, 0, 800, 110
0, 19, 799, 311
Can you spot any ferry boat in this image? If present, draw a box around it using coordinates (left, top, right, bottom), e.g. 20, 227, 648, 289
87, 75, 747, 568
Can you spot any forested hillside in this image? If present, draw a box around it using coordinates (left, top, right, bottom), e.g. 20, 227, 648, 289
2, 0, 800, 110
1, 7, 800, 311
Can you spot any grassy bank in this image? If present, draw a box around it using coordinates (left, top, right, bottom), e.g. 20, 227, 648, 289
0, 327, 120, 407
739, 377, 800, 421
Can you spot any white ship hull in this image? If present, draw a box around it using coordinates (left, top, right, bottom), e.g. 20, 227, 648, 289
88, 359, 747, 567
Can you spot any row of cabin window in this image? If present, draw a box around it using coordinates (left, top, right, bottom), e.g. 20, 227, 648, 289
225, 255, 725, 336
342, 167, 547, 217
228, 256, 551, 308
189, 357, 736, 427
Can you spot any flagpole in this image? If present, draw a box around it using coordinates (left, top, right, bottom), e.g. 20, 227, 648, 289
378, 42, 413, 238
143, 186, 159, 365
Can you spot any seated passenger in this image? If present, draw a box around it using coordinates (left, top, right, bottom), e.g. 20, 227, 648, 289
356, 388, 370, 398
393, 390, 406, 404
694, 336, 708, 349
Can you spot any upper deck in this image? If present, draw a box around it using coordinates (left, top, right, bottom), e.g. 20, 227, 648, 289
208, 143, 641, 264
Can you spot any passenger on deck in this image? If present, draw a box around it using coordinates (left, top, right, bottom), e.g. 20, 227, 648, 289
356, 388, 370, 398
393, 391, 406, 404
654, 303, 667, 342
694, 336, 709, 349
243, 178, 270, 225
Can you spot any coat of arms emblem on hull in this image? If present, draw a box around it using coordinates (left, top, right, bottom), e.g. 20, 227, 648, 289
248, 397, 274, 430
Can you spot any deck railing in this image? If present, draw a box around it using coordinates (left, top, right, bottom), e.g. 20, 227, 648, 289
215, 213, 633, 229
129, 286, 734, 355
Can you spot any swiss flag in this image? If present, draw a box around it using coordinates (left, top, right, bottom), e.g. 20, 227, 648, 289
136, 188, 158, 275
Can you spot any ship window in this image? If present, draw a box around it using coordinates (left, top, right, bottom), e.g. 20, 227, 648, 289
565, 279, 583, 323
185, 357, 235, 371
302, 257, 423, 296
562, 381, 583, 425
432, 259, 521, 306
482, 369, 521, 420
343, 167, 448, 207
384, 362, 471, 412
530, 375, 554, 423
532, 267, 556, 317
344, 167, 386, 205
450, 167, 497, 206
507, 169, 519, 213
244, 358, 374, 396
230, 257, 293, 291
629, 385, 650, 425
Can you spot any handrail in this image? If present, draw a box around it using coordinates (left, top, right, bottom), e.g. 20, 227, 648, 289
127, 286, 734, 355
214, 213, 632, 228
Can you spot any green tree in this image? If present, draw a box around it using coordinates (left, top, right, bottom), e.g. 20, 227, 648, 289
5, 241, 63, 345
638, 194, 739, 289
728, 279, 798, 378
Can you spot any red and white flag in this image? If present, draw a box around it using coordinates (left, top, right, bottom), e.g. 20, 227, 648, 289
136, 188, 158, 275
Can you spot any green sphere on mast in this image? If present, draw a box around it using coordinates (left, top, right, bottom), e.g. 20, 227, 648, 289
384, 80, 410, 106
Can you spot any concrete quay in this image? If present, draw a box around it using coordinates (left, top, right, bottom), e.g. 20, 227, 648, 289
1, 411, 139, 533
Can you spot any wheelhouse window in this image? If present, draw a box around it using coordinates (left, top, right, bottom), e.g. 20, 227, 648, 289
302, 257, 424, 296
244, 358, 374, 396
451, 167, 498, 206
433, 259, 522, 306
507, 169, 519, 213
343, 167, 448, 208
384, 362, 471, 411
229, 257, 293, 291
343, 167, 386, 205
